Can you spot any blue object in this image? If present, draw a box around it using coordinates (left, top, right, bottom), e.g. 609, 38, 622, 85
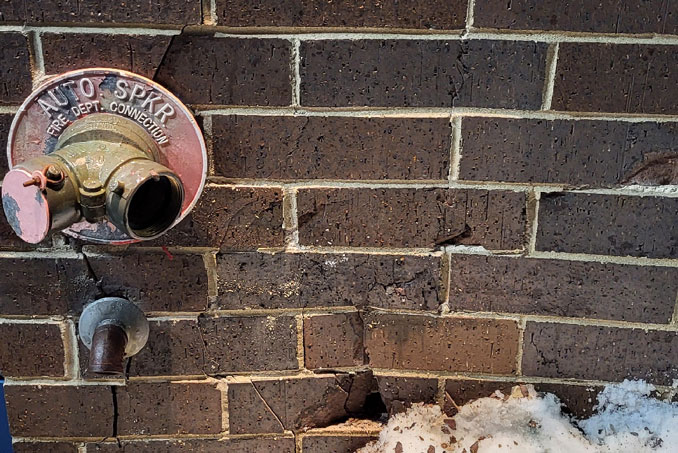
0, 378, 12, 453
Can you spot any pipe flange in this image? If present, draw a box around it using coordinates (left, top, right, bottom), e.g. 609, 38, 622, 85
7, 68, 207, 244
79, 297, 149, 358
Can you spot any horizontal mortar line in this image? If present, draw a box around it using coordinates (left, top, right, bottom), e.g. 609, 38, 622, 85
4, 378, 125, 386
12, 432, 296, 443
0, 105, 19, 114
197, 106, 678, 122
282, 245, 444, 256
80, 246, 213, 256
300, 430, 382, 438
0, 317, 64, 324
0, 250, 82, 259
199, 306, 360, 317
0, 25, 181, 35
567, 185, 678, 198
528, 250, 678, 268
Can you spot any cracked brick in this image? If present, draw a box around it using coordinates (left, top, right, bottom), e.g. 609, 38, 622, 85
377, 376, 438, 415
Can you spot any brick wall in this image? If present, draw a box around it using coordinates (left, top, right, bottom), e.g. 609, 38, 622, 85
1, 1, 678, 452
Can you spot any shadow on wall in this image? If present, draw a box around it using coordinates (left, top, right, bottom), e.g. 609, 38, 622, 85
0, 377, 11, 452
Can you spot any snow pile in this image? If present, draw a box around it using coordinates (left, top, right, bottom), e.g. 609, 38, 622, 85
357, 380, 678, 453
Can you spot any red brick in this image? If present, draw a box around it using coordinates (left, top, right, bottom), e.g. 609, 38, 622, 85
198, 314, 298, 373
297, 188, 527, 249
0, 0, 201, 25
377, 375, 438, 414
300, 40, 547, 108
0, 258, 94, 315
87, 438, 295, 452
459, 117, 678, 186
13, 442, 78, 453
448, 254, 678, 323
42, 34, 171, 79
84, 252, 208, 312
145, 186, 284, 250
553, 43, 678, 114
304, 313, 365, 368
116, 382, 221, 435
474, 0, 678, 35
216, 0, 468, 29
155, 35, 292, 106
0, 32, 32, 105
5, 385, 113, 437
536, 192, 678, 258
302, 436, 377, 453
365, 312, 520, 373
228, 373, 375, 433
0, 323, 64, 377
522, 322, 678, 385
216, 252, 442, 310
212, 116, 451, 180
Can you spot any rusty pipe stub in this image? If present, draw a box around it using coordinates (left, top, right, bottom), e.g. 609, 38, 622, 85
79, 297, 149, 376
3, 68, 206, 244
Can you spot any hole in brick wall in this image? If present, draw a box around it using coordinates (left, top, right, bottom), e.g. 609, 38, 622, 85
361, 391, 388, 420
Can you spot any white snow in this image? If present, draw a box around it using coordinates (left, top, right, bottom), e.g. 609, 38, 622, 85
357, 380, 678, 453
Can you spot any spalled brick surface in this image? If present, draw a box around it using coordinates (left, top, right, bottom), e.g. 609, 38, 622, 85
216, 252, 442, 310
5, 385, 113, 437
304, 313, 365, 368
298, 188, 527, 249
365, 313, 520, 373
522, 322, 678, 385
0, 1, 201, 25
155, 35, 292, 106
198, 314, 298, 373
0, 258, 93, 315
537, 193, 678, 258
228, 373, 375, 433
0, 32, 32, 105
302, 436, 378, 453
146, 186, 284, 250
13, 442, 78, 453
459, 118, 678, 186
474, 0, 678, 34
216, 0, 468, 29
553, 43, 678, 114
116, 382, 222, 435
42, 34, 171, 78
84, 252, 208, 312
212, 116, 451, 180
86, 438, 296, 452
300, 40, 547, 108
377, 376, 438, 415
448, 254, 678, 323
0, 323, 64, 377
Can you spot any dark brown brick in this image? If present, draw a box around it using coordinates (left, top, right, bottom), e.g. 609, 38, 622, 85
84, 252, 208, 312
216, 252, 442, 310
444, 379, 601, 418
116, 382, 221, 435
459, 117, 678, 186
42, 34, 171, 79
297, 188, 527, 249
522, 322, 678, 385
0, 323, 64, 377
300, 40, 547, 108
0, 113, 11, 175
377, 375, 438, 415
5, 385, 113, 437
474, 0, 678, 34
228, 373, 375, 433
553, 43, 678, 114
364, 312, 520, 373
0, 0, 200, 25
536, 192, 678, 258
0, 258, 94, 315
304, 313, 365, 368
81, 320, 204, 379
155, 35, 292, 106
14, 442, 78, 453
212, 116, 451, 180
86, 438, 296, 452
147, 186, 284, 250
216, 0, 467, 29
302, 436, 377, 453
0, 32, 32, 105
448, 254, 678, 323
198, 314, 298, 373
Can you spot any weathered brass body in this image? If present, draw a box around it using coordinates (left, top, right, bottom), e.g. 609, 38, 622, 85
13, 113, 184, 241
